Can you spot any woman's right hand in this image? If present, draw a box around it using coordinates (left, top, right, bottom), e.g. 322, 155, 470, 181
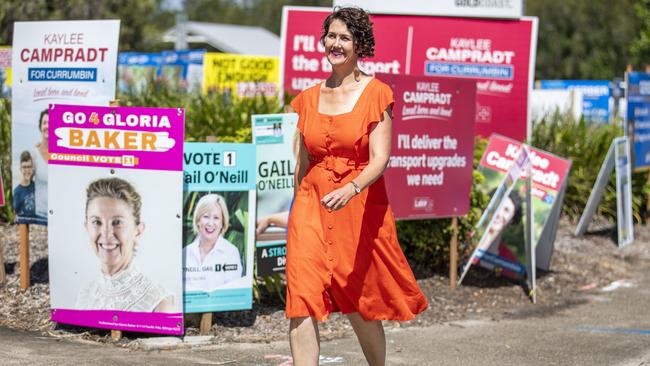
256, 217, 272, 235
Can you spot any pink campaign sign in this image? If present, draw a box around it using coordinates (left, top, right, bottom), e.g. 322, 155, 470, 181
51, 309, 183, 335
281, 7, 536, 141
48, 104, 184, 171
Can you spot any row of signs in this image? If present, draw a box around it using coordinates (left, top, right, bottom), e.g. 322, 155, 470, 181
44, 100, 575, 335
6, 11, 639, 336
7, 17, 476, 335
118, 51, 279, 97
536, 80, 611, 123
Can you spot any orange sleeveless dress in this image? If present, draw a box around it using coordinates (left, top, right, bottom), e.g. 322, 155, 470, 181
286, 78, 428, 321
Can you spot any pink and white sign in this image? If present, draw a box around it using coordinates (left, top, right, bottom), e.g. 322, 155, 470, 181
48, 104, 185, 335
380, 74, 476, 219
48, 105, 184, 171
280, 7, 537, 141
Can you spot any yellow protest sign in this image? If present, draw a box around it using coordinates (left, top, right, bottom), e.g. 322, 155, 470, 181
203, 53, 279, 98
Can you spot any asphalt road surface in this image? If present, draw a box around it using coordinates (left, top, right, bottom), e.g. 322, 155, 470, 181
2, 266, 650, 366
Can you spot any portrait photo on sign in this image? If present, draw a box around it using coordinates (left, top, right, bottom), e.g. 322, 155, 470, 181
48, 165, 183, 313
183, 190, 249, 292
11, 109, 50, 225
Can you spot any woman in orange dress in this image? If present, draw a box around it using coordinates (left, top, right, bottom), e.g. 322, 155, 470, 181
286, 7, 428, 366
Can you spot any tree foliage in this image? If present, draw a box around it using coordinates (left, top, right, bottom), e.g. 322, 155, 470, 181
185, 0, 332, 35
630, 0, 650, 69
0, 0, 174, 51
526, 0, 642, 79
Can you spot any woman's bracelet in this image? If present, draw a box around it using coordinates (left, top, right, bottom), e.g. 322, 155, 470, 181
350, 180, 362, 195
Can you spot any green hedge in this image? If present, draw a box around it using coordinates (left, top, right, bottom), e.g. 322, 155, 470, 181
118, 82, 283, 143
1, 99, 12, 222
532, 112, 649, 223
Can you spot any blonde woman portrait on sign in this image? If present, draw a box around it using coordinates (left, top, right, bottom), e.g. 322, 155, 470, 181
76, 177, 174, 313
183, 193, 243, 292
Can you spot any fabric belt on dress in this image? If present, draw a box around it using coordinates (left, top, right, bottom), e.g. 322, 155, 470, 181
310, 155, 368, 182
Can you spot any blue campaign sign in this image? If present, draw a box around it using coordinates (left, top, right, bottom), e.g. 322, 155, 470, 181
118, 52, 163, 66
538, 80, 611, 123
626, 72, 650, 170
118, 50, 205, 94
182, 142, 257, 313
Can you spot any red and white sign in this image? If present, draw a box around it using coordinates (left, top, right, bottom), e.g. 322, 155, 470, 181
480, 134, 571, 194
381, 74, 476, 219
280, 7, 537, 141
333, 0, 524, 19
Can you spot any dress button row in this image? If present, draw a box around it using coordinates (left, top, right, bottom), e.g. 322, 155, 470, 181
328, 224, 333, 229
328, 257, 334, 262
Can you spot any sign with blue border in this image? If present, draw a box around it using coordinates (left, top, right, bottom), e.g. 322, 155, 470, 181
182, 142, 256, 313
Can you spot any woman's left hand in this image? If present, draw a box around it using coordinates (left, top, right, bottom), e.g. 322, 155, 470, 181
321, 183, 357, 211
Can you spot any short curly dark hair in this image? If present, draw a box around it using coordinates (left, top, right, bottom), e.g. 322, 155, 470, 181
320, 7, 375, 59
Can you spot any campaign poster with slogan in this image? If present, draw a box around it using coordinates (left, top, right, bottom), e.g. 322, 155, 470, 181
48, 104, 184, 335
626, 72, 650, 170
11, 20, 120, 225
475, 134, 571, 278
183, 143, 256, 313
281, 7, 537, 141
380, 74, 476, 219
537, 80, 611, 123
0, 46, 11, 98
459, 145, 530, 285
253, 113, 298, 275
203, 53, 279, 98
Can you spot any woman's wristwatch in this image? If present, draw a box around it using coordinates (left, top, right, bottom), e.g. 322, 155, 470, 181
350, 180, 362, 195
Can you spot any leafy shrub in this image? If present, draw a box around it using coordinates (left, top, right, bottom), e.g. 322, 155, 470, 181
396, 139, 489, 273
118, 81, 282, 143
531, 112, 649, 223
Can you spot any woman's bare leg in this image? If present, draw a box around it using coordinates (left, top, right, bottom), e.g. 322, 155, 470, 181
347, 312, 386, 366
290, 316, 320, 366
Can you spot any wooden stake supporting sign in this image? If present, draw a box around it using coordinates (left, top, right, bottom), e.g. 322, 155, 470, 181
0, 238, 6, 283
19, 224, 30, 290
449, 217, 459, 289
111, 329, 122, 341
108, 99, 123, 342
200, 313, 213, 335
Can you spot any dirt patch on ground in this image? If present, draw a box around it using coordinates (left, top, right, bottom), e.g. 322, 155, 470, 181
1, 218, 649, 346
